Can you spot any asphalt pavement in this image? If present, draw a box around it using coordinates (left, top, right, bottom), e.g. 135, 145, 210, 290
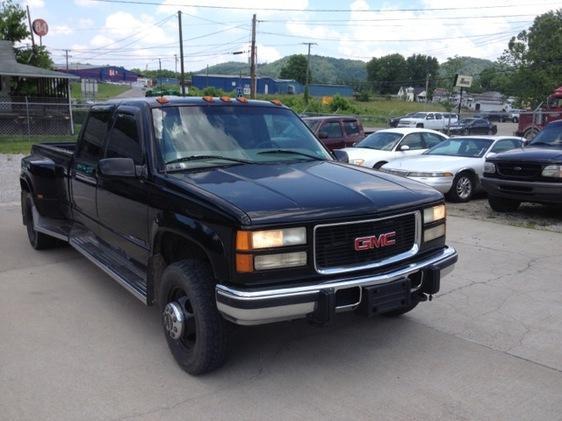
0, 205, 561, 421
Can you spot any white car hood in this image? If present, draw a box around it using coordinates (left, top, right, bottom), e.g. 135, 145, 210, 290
341, 147, 394, 160
384, 155, 481, 172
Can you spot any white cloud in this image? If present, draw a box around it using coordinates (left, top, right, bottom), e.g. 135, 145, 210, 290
22, 0, 44, 8
157, 0, 308, 17
74, 0, 98, 7
256, 43, 281, 63
50, 25, 73, 36
78, 18, 95, 29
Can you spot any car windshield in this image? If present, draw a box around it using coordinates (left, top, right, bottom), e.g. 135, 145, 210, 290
409, 113, 426, 119
153, 106, 332, 170
528, 124, 562, 148
303, 119, 321, 132
425, 138, 493, 158
458, 118, 475, 125
355, 131, 403, 150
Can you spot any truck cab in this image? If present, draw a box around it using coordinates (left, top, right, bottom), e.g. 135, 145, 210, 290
516, 87, 562, 140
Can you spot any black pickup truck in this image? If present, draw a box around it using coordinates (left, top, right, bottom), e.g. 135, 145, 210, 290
482, 120, 562, 211
20, 96, 457, 374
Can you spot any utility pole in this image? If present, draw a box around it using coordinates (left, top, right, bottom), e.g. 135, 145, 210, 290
26, 6, 35, 48
250, 14, 257, 99
302, 42, 317, 103
178, 10, 186, 96
174, 54, 178, 74
64, 49, 71, 71
425, 73, 431, 104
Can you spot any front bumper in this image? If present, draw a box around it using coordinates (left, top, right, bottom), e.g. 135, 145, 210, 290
482, 177, 562, 204
409, 176, 453, 194
216, 247, 457, 325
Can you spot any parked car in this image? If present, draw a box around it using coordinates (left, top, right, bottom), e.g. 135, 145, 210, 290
20, 96, 457, 375
509, 109, 523, 123
388, 112, 416, 127
341, 128, 448, 169
474, 111, 509, 122
397, 112, 458, 131
446, 118, 497, 136
482, 120, 562, 211
302, 116, 365, 150
381, 136, 525, 202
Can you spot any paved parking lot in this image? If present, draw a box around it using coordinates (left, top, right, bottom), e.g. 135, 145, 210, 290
1, 204, 561, 421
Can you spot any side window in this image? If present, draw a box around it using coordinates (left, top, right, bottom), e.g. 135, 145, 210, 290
435, 113, 442, 120
423, 132, 445, 148
400, 133, 425, 150
426, 113, 434, 120
490, 139, 522, 153
77, 110, 112, 162
105, 113, 143, 164
343, 120, 360, 135
321, 121, 343, 138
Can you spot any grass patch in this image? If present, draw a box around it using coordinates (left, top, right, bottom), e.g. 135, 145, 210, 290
71, 82, 131, 101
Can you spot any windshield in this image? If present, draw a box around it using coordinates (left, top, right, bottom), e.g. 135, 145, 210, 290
355, 131, 403, 150
409, 113, 427, 119
458, 118, 475, 125
528, 124, 562, 148
152, 106, 332, 169
303, 119, 322, 132
425, 138, 493, 158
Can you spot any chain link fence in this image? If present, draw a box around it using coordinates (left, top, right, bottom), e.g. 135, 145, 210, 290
0, 97, 75, 136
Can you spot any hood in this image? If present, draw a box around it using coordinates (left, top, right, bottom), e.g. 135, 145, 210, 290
340, 147, 392, 159
384, 155, 478, 171
489, 146, 562, 163
167, 161, 442, 225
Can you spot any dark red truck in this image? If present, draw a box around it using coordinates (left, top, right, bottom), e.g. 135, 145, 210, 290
303, 116, 365, 150
516, 86, 562, 140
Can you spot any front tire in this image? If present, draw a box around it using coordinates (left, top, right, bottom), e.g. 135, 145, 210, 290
159, 260, 228, 375
447, 172, 475, 202
488, 195, 520, 212
416, 123, 424, 128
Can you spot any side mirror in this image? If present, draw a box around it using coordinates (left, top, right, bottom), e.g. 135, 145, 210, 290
399, 145, 410, 151
333, 149, 349, 163
98, 157, 137, 177
318, 131, 328, 139
485, 152, 496, 158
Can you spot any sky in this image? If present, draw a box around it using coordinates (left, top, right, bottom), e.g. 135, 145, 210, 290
19, 0, 561, 72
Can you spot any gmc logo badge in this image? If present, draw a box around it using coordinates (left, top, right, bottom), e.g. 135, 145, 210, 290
354, 232, 396, 251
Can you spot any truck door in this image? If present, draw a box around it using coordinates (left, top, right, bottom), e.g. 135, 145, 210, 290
97, 108, 149, 265
70, 106, 113, 232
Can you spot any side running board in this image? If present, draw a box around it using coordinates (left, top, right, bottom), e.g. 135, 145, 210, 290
69, 229, 148, 304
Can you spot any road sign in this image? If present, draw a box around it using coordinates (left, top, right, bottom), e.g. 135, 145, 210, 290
32, 19, 49, 37
454, 74, 473, 88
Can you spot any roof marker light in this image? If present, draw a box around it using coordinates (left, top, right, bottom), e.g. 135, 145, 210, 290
156, 96, 169, 105
236, 96, 248, 103
220, 96, 232, 102
202, 96, 214, 103
271, 99, 283, 106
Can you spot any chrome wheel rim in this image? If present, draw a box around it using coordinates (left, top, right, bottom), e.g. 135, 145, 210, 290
456, 176, 472, 199
164, 292, 196, 348
163, 302, 184, 340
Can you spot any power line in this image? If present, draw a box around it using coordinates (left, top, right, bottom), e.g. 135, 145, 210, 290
85, 0, 558, 13
260, 14, 544, 23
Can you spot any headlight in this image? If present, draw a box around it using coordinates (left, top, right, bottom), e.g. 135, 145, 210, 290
542, 164, 562, 178
484, 162, 496, 174
254, 252, 307, 270
408, 171, 454, 177
424, 224, 446, 242
424, 204, 446, 223
236, 227, 306, 250
350, 159, 365, 166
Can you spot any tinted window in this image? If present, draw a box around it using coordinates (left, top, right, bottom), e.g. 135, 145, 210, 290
321, 121, 343, 138
400, 133, 425, 150
303, 119, 321, 132
77, 110, 112, 162
529, 124, 562, 147
423, 132, 446, 148
356, 131, 402, 151
426, 113, 434, 120
106, 113, 143, 164
490, 139, 522, 153
435, 113, 442, 120
343, 120, 360, 135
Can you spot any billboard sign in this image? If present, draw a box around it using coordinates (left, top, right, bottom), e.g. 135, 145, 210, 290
454, 74, 473, 88
32, 19, 49, 37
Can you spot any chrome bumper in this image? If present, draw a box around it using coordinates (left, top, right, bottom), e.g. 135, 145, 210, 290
216, 247, 457, 326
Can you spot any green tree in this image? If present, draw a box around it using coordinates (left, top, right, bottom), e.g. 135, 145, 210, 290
279, 54, 308, 84
366, 53, 407, 94
499, 9, 562, 106
405, 54, 439, 98
0, 0, 28, 42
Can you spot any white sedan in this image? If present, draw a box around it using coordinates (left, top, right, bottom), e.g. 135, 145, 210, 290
380, 136, 525, 202
340, 128, 448, 169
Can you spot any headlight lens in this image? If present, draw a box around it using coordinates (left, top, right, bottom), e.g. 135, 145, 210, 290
408, 171, 454, 177
542, 164, 562, 178
424, 224, 446, 242
484, 162, 496, 174
424, 204, 446, 223
350, 159, 365, 166
237, 227, 306, 250
254, 252, 307, 270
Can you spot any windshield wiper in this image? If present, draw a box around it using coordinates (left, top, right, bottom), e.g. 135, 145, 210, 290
257, 149, 324, 161
165, 155, 254, 166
